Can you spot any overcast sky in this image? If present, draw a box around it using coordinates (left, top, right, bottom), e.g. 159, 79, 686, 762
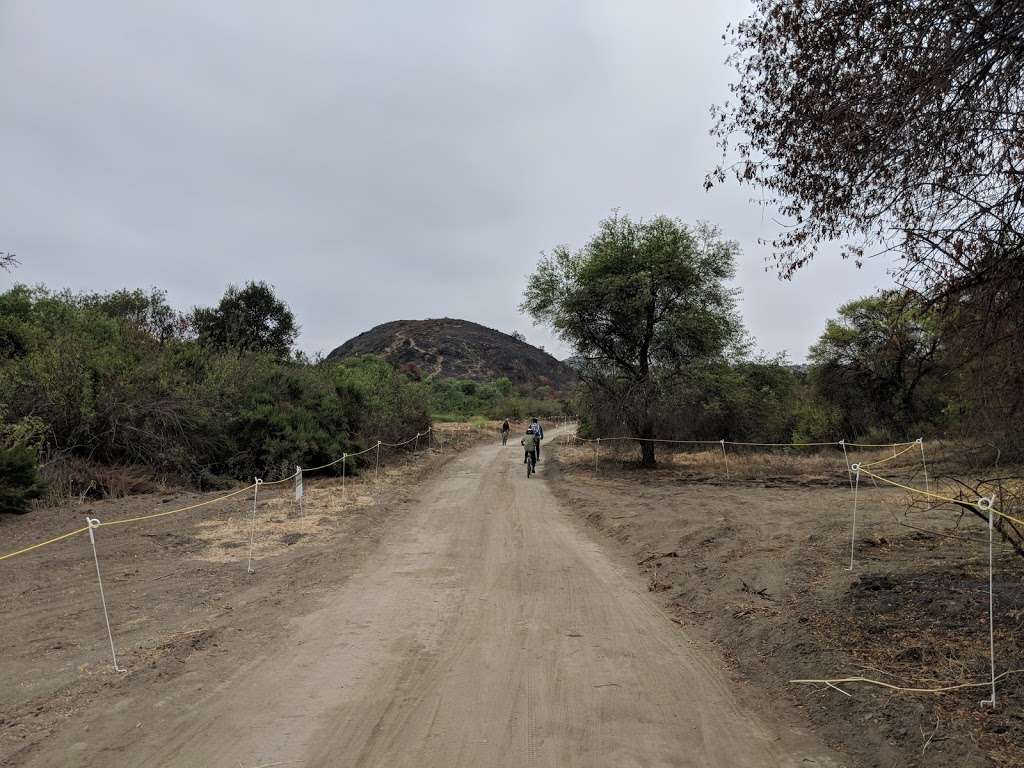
1, 1, 892, 362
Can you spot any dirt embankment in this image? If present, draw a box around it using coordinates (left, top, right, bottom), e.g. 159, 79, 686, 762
549, 441, 1024, 768
0, 425, 487, 767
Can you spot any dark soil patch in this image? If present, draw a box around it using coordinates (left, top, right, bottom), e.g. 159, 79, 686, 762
549, 443, 1024, 768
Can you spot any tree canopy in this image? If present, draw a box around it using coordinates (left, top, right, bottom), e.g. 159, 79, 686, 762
192, 281, 298, 358
709, 0, 1024, 299
809, 291, 944, 435
522, 214, 743, 466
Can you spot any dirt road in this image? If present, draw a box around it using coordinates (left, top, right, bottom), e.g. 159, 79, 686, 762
17, 434, 841, 767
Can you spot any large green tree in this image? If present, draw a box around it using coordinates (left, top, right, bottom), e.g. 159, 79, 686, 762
192, 281, 298, 358
521, 214, 742, 466
809, 291, 944, 435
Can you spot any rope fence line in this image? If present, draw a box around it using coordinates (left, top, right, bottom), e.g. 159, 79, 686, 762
0, 525, 90, 562
2, 422, 494, 673
565, 433, 921, 450
858, 466, 1024, 528
1, 426, 445, 563
562, 428, 1019, 708
566, 431, 932, 493
857, 441, 919, 469
99, 483, 259, 529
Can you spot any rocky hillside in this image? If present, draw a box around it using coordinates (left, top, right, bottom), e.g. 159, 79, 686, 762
326, 318, 576, 391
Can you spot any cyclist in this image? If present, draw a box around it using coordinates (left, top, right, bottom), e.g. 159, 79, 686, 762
529, 417, 544, 461
521, 428, 539, 469
500, 418, 511, 446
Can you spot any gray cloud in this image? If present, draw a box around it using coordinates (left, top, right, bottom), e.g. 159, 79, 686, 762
1, 0, 891, 361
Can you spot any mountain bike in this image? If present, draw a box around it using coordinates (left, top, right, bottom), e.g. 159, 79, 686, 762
526, 451, 536, 478
501, 430, 509, 446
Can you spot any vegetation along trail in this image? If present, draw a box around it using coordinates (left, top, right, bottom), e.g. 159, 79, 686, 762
18, 431, 840, 767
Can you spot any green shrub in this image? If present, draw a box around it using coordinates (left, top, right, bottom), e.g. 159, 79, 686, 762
429, 376, 566, 422
0, 286, 432, 504
0, 447, 45, 514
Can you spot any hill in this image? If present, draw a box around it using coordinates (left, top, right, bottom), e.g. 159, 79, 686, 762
325, 318, 576, 392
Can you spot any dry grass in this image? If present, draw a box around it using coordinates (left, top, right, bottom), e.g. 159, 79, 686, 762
39, 457, 165, 504
188, 422, 494, 564
555, 437, 936, 486
190, 484, 370, 564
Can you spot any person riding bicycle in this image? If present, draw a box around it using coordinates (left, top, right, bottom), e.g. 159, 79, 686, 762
500, 419, 511, 445
521, 428, 539, 467
529, 417, 544, 461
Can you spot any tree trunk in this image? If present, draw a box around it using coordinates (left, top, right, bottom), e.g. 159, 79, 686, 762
639, 420, 657, 468
640, 440, 656, 468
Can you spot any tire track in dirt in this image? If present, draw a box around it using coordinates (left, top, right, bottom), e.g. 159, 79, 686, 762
16, 432, 844, 767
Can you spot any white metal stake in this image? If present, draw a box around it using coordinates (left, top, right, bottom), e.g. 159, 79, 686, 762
840, 439, 854, 495
246, 478, 263, 574
917, 437, 930, 492
594, 438, 600, 471
847, 465, 860, 571
341, 454, 347, 501
375, 441, 381, 484
415, 432, 420, 454
295, 465, 303, 518
979, 496, 996, 709
85, 517, 124, 673
720, 439, 730, 480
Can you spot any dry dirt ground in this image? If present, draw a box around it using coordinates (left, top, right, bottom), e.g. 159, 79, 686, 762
0, 425, 478, 766
550, 440, 1024, 768
0, 426, 849, 767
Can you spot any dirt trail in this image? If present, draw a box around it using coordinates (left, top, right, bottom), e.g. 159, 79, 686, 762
17, 433, 841, 767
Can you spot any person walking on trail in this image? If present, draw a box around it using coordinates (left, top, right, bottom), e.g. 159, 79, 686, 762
529, 417, 544, 461
500, 419, 511, 446
521, 428, 539, 467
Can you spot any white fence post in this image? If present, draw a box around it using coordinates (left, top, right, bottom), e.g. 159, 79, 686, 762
847, 465, 860, 571
295, 465, 303, 517
918, 437, 930, 492
720, 439, 730, 479
839, 439, 854, 496
375, 441, 382, 484
85, 517, 125, 672
979, 496, 997, 709
246, 478, 263, 574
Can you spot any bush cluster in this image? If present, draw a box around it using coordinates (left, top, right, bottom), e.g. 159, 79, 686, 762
0, 285, 431, 509
429, 377, 567, 422
574, 286, 1023, 455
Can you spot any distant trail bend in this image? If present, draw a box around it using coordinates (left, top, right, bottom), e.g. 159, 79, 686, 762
27, 430, 840, 768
